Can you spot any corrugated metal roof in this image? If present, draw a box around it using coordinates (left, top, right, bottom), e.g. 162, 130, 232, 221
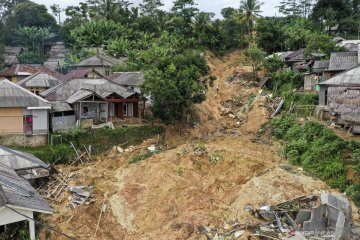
51, 101, 73, 112
328, 52, 359, 71
75, 54, 124, 67
0, 64, 63, 79
62, 69, 104, 81
16, 72, 60, 88
66, 89, 107, 104
107, 72, 144, 87
285, 49, 304, 61
40, 78, 135, 101
0, 164, 53, 213
0, 80, 52, 108
313, 60, 330, 69
320, 65, 360, 86
0, 146, 48, 170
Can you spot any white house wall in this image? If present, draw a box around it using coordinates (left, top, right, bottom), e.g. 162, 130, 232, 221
52, 115, 76, 132
31, 110, 49, 135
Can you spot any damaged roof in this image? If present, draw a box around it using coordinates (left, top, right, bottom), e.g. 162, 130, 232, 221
107, 72, 145, 87
320, 65, 360, 86
74, 54, 124, 67
328, 52, 359, 71
0, 164, 53, 213
0, 146, 48, 171
62, 68, 103, 81
51, 101, 73, 113
0, 80, 52, 108
40, 78, 137, 101
16, 72, 61, 89
285, 49, 304, 61
0, 64, 63, 79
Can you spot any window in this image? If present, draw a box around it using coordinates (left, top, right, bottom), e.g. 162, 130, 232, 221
325, 90, 328, 105
123, 103, 127, 117
105, 69, 110, 76
23, 115, 33, 135
64, 111, 75, 116
53, 112, 63, 117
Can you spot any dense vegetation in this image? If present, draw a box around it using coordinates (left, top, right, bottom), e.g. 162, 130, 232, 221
272, 116, 360, 206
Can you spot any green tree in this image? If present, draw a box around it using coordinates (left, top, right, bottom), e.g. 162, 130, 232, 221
86, 0, 131, 22
283, 18, 311, 49
14, 26, 55, 58
304, 32, 338, 58
50, 4, 62, 24
256, 17, 286, 53
263, 54, 285, 73
170, 0, 199, 36
139, 0, 163, 16
4, 1, 57, 45
0, 44, 5, 70
277, 0, 314, 18
239, 0, 264, 35
244, 45, 266, 78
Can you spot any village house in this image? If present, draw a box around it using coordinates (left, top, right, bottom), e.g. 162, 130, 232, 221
107, 72, 144, 93
0, 64, 63, 83
0, 163, 52, 240
0, 145, 49, 180
0, 79, 52, 136
323, 52, 360, 80
337, 39, 360, 52
2, 47, 23, 67
303, 60, 330, 91
62, 68, 103, 81
73, 54, 125, 77
16, 72, 61, 95
318, 65, 360, 132
40, 78, 142, 131
43, 42, 66, 71
284, 49, 305, 70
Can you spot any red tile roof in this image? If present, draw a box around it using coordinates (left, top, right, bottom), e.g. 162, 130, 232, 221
0, 64, 63, 80
62, 68, 103, 81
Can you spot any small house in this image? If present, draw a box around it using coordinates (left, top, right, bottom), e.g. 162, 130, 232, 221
337, 40, 360, 52
0, 164, 52, 240
284, 49, 305, 70
40, 78, 142, 131
73, 54, 125, 77
0, 80, 52, 135
303, 60, 330, 91
62, 68, 103, 81
0, 64, 63, 83
323, 52, 359, 80
16, 72, 61, 95
107, 72, 144, 93
319, 65, 360, 131
43, 42, 66, 71
2, 47, 23, 67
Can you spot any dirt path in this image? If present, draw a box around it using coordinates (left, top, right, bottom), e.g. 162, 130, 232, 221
43, 51, 358, 240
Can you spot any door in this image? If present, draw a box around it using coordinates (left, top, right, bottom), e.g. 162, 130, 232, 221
123, 103, 127, 117
128, 103, 133, 117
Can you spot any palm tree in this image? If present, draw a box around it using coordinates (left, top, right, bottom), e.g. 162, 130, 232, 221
239, 0, 264, 35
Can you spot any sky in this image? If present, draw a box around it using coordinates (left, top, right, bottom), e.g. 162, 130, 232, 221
34, 0, 282, 21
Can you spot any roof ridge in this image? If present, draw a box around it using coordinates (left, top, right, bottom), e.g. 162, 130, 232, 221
1, 79, 51, 105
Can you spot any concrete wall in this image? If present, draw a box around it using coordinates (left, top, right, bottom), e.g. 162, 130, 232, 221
52, 115, 76, 132
0, 108, 23, 134
0, 134, 47, 147
32, 110, 48, 134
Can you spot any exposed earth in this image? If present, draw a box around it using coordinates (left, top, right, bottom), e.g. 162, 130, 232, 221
42, 51, 359, 240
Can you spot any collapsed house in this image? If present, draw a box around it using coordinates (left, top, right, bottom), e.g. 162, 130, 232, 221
0, 145, 49, 180
40, 78, 142, 131
318, 65, 360, 132
0, 163, 52, 240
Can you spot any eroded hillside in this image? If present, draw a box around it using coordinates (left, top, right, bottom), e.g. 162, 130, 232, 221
42, 51, 358, 240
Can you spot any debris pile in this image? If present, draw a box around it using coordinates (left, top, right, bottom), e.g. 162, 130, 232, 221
200, 193, 359, 240
68, 186, 94, 208
39, 169, 78, 202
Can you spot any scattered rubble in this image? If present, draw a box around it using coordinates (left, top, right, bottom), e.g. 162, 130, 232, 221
68, 186, 94, 208
199, 193, 360, 240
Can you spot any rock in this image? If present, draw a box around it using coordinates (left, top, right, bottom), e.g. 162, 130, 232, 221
223, 223, 232, 230
228, 114, 236, 119
234, 230, 245, 238
117, 147, 124, 153
147, 145, 157, 152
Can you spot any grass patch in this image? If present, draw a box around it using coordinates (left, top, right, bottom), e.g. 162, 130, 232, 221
129, 150, 159, 164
